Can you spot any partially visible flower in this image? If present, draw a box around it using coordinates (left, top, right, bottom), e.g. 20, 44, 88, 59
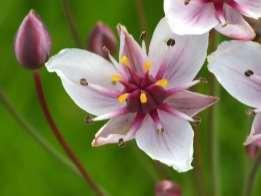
46, 18, 217, 172
245, 113, 261, 158
164, 0, 261, 40
88, 21, 116, 59
208, 40, 261, 154
14, 9, 51, 70
155, 180, 181, 196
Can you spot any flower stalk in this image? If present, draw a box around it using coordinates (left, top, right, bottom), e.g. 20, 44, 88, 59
208, 30, 220, 196
61, 0, 83, 48
243, 151, 261, 196
192, 124, 206, 196
33, 71, 104, 196
0, 88, 79, 176
134, 0, 149, 31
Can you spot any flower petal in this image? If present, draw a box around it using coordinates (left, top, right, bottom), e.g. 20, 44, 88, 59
135, 111, 194, 172
118, 25, 146, 74
46, 48, 119, 88
46, 49, 121, 115
233, 0, 261, 18
215, 5, 255, 40
58, 77, 121, 116
208, 40, 261, 108
245, 112, 261, 146
92, 114, 135, 147
165, 90, 218, 117
149, 17, 209, 87
164, 0, 218, 35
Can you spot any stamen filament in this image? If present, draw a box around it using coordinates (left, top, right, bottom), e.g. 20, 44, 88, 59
150, 110, 164, 133
91, 107, 128, 121
250, 74, 261, 85
166, 80, 200, 95
125, 113, 145, 139
160, 104, 194, 122
79, 79, 120, 98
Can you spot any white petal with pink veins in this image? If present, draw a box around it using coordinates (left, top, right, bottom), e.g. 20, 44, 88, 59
135, 111, 194, 172
92, 114, 135, 147
149, 18, 209, 87
233, 0, 261, 18
208, 40, 261, 108
58, 77, 121, 116
118, 25, 146, 74
165, 90, 218, 117
245, 113, 261, 146
215, 5, 255, 40
46, 48, 119, 89
164, 0, 218, 35
46, 49, 122, 115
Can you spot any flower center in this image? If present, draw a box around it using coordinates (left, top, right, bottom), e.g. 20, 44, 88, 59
115, 56, 169, 115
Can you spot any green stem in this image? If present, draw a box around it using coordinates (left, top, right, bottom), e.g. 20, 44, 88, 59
192, 124, 206, 196
243, 152, 261, 196
33, 71, 104, 196
134, 0, 149, 31
208, 30, 220, 196
61, 0, 83, 48
0, 88, 79, 176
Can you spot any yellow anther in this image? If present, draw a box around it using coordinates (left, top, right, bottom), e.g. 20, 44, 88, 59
111, 74, 122, 84
120, 55, 130, 67
140, 91, 148, 104
156, 79, 169, 88
118, 93, 129, 103
143, 60, 152, 72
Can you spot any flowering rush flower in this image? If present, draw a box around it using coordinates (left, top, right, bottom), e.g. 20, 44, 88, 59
208, 40, 261, 155
46, 18, 217, 172
164, 0, 261, 40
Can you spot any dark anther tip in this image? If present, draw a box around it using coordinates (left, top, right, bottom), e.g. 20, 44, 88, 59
80, 78, 88, 86
140, 31, 147, 40
118, 138, 126, 148
167, 38, 175, 47
245, 70, 254, 77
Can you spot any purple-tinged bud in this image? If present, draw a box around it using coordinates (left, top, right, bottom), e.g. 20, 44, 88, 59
245, 140, 261, 159
155, 180, 182, 196
14, 10, 51, 70
88, 21, 116, 59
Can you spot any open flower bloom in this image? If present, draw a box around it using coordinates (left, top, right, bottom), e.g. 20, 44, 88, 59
46, 18, 217, 172
208, 40, 261, 153
164, 0, 261, 40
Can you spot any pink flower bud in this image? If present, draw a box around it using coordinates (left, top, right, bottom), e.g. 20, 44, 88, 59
15, 10, 51, 70
245, 140, 261, 159
88, 21, 116, 59
155, 180, 182, 196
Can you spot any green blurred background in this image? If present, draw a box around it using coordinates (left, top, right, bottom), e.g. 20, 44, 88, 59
0, 0, 260, 195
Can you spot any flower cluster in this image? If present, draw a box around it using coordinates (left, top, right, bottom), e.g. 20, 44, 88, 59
46, 18, 217, 172
14, 0, 261, 175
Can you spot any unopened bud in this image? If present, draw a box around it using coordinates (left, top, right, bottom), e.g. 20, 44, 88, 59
88, 21, 116, 59
245, 138, 261, 159
14, 10, 51, 70
155, 180, 181, 196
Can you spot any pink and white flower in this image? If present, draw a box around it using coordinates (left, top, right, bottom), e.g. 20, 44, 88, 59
208, 40, 261, 154
46, 18, 217, 172
164, 0, 261, 40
